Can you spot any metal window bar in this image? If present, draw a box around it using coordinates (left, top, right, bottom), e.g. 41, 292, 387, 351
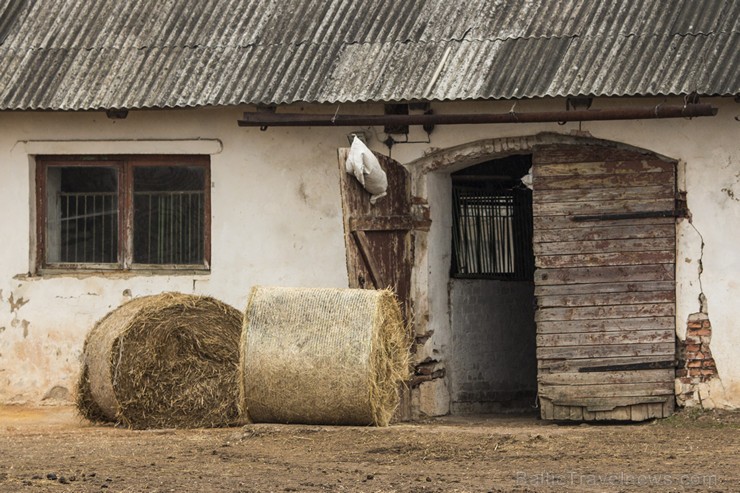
134, 191, 204, 265
452, 186, 533, 280
56, 192, 118, 263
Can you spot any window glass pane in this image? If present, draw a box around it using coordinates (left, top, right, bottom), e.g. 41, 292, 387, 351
46, 166, 119, 264
133, 166, 206, 264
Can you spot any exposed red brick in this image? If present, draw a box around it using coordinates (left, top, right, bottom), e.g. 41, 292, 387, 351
677, 315, 717, 406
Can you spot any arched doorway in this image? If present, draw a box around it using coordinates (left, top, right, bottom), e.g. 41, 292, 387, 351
409, 133, 678, 421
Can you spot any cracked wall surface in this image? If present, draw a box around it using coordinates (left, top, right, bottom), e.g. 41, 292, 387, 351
672, 110, 740, 409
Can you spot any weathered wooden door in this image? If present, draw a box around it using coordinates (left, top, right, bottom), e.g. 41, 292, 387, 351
533, 144, 677, 421
337, 148, 422, 420
337, 148, 416, 319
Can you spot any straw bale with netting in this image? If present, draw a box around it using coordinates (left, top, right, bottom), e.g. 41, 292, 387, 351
240, 286, 410, 426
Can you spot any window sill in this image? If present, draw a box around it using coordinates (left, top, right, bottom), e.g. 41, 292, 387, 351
18, 269, 211, 280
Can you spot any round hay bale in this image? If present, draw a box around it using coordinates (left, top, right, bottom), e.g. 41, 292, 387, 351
76, 293, 243, 429
240, 286, 411, 426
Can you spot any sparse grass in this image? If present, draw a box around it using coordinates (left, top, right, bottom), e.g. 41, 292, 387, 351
658, 406, 740, 429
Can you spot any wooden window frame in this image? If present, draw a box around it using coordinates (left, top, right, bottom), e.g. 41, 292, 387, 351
35, 155, 211, 273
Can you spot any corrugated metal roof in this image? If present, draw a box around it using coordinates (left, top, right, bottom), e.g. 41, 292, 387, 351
0, 0, 737, 110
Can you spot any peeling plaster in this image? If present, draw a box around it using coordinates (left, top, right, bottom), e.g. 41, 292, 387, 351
8, 293, 28, 313
695, 379, 735, 409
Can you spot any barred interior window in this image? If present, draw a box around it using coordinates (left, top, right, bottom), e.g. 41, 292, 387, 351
133, 166, 206, 265
44, 166, 119, 264
38, 156, 210, 271
451, 155, 534, 280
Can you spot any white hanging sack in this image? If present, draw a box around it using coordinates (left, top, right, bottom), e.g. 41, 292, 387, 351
345, 136, 388, 204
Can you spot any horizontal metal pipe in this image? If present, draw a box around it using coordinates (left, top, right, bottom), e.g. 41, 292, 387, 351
238, 104, 717, 127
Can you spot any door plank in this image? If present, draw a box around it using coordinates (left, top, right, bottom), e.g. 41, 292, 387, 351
546, 395, 670, 410
534, 224, 675, 242
538, 354, 675, 372
536, 160, 675, 177
539, 381, 674, 399
536, 316, 675, 334
534, 215, 674, 230
540, 398, 555, 420
537, 290, 675, 308
537, 330, 674, 347
535, 264, 674, 285
534, 198, 675, 217
535, 281, 675, 296
535, 184, 675, 203
536, 251, 674, 268
536, 342, 675, 360
535, 303, 675, 322
532, 145, 668, 163
538, 369, 674, 385
534, 237, 675, 256
535, 171, 675, 190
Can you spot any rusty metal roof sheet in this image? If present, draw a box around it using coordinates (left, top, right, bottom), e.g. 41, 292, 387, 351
0, 0, 737, 110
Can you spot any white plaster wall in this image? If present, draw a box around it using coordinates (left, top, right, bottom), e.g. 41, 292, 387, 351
0, 106, 353, 403
1, 97, 738, 410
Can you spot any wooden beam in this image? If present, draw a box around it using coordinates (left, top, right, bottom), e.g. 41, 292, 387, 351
351, 230, 384, 289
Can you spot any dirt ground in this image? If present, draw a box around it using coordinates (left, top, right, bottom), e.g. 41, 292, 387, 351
0, 406, 738, 493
